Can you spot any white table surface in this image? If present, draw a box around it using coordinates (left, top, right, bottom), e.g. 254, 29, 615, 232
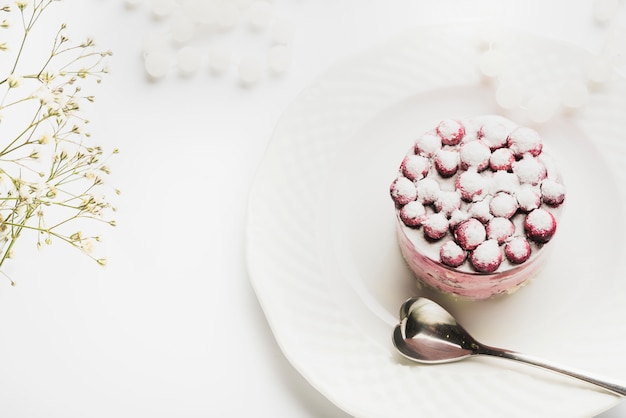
0, 0, 624, 417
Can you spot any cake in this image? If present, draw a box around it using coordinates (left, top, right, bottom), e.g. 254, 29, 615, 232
390, 115, 565, 300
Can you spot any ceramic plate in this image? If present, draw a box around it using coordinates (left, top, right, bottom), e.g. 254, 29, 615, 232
246, 23, 626, 418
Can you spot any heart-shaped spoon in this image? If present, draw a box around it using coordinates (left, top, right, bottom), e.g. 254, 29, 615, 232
393, 297, 626, 396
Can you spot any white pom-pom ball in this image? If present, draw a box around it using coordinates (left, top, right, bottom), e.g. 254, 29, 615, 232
177, 46, 201, 76
272, 17, 296, 44
248, 1, 273, 30
478, 49, 507, 78
217, 2, 240, 30
495, 80, 524, 109
238, 56, 263, 86
123, 0, 143, 8
142, 30, 169, 55
527, 93, 560, 123
150, 0, 177, 19
593, 0, 620, 24
170, 15, 195, 44
586, 54, 614, 83
560, 80, 589, 109
268, 45, 291, 74
186, 1, 219, 25
208, 45, 232, 74
144, 50, 170, 79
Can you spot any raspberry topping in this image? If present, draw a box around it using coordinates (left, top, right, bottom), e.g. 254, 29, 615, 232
415, 177, 440, 205
486, 217, 515, 244
489, 192, 518, 218
414, 132, 442, 157
454, 218, 486, 250
490, 171, 519, 194
504, 236, 532, 264
507, 127, 543, 157
401, 154, 430, 181
433, 149, 459, 177
434, 190, 461, 216
437, 119, 465, 146
516, 184, 541, 212
390, 176, 417, 206
489, 147, 515, 171
456, 170, 489, 202
460, 140, 491, 171
513, 156, 547, 185
468, 199, 494, 223
470, 239, 502, 273
479, 121, 511, 150
399, 201, 426, 227
449, 209, 471, 230
541, 179, 566, 207
423, 213, 449, 240
390, 115, 565, 273
524, 208, 557, 243
440, 240, 467, 267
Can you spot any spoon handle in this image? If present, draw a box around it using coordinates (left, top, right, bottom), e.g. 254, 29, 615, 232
478, 345, 626, 397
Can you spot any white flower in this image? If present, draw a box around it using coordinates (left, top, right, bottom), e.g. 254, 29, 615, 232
7, 74, 21, 88
82, 238, 95, 254
18, 184, 33, 203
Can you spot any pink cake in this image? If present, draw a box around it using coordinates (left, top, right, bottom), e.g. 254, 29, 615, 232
390, 115, 565, 300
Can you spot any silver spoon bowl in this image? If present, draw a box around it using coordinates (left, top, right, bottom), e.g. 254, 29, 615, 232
393, 297, 626, 396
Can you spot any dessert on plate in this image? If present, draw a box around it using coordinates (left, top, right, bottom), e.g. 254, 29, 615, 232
390, 115, 565, 300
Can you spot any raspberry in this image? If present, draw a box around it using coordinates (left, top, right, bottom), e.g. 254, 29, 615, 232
507, 127, 543, 158
516, 184, 541, 212
455, 170, 489, 202
486, 217, 515, 244
490, 171, 520, 195
479, 121, 510, 150
489, 192, 518, 218
440, 240, 467, 267
416, 177, 440, 205
434, 190, 461, 216
541, 179, 566, 207
437, 119, 465, 146
454, 218, 486, 250
390, 176, 417, 206
468, 198, 493, 223
512, 156, 547, 185
489, 147, 515, 171
414, 132, 442, 157
469, 239, 502, 273
433, 149, 459, 177
423, 212, 449, 241
449, 209, 471, 230
524, 208, 557, 243
401, 154, 430, 181
504, 236, 532, 264
399, 201, 427, 227
459, 140, 491, 171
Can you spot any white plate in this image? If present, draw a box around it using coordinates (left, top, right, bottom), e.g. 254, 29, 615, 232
246, 24, 626, 418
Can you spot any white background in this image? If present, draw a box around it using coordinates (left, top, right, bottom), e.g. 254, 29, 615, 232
0, 0, 624, 417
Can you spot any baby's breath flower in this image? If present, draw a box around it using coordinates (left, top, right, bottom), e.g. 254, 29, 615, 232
7, 74, 20, 88
0, 0, 117, 280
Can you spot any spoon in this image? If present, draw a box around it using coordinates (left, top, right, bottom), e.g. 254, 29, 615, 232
392, 297, 626, 396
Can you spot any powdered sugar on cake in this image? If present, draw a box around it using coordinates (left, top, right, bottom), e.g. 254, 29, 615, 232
390, 115, 565, 287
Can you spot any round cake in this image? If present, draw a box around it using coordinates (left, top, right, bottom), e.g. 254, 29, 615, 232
390, 115, 565, 300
